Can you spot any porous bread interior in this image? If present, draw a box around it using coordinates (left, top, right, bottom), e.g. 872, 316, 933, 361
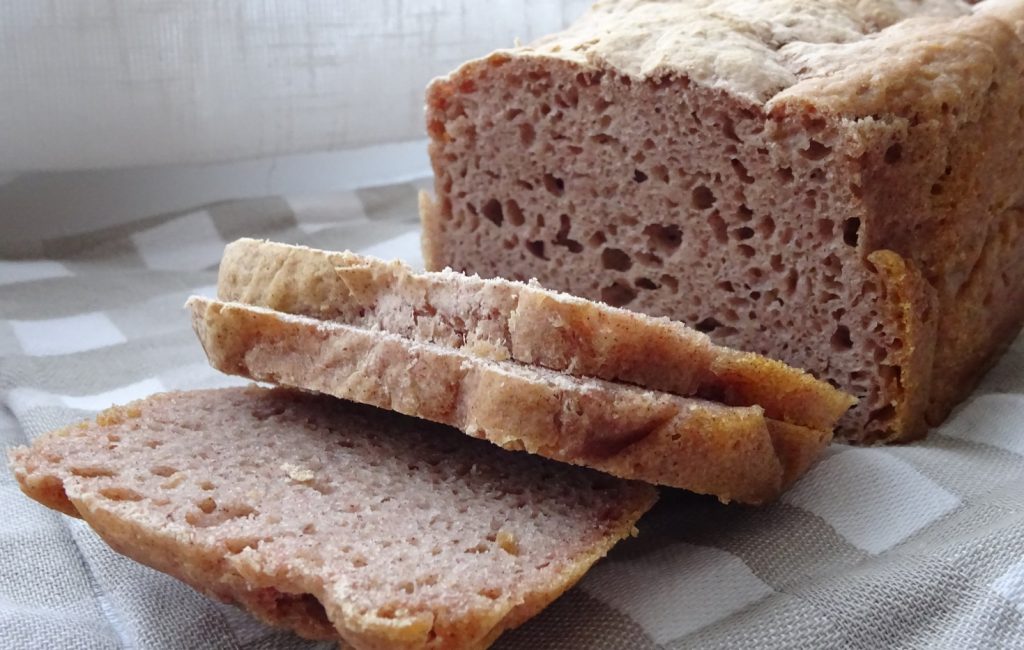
423, 1, 1024, 442
8, 387, 656, 650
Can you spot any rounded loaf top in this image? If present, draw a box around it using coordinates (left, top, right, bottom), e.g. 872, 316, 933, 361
519, 0, 973, 104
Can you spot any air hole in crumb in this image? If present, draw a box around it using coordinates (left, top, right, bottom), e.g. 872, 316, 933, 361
831, 325, 853, 351
776, 167, 794, 183
199, 480, 215, 491
543, 173, 564, 196
661, 274, 679, 291
884, 143, 903, 164
731, 159, 755, 183
843, 217, 861, 246
525, 240, 546, 259
770, 254, 784, 272
635, 278, 658, 290
197, 497, 216, 514
758, 216, 775, 237
588, 231, 607, 247
481, 199, 503, 226
601, 248, 632, 271
692, 185, 716, 210
99, 487, 143, 502
505, 200, 525, 226
733, 227, 754, 241
225, 537, 259, 554
721, 118, 740, 142
707, 213, 728, 243
869, 405, 896, 423
554, 214, 583, 252
633, 169, 648, 183
518, 123, 535, 147
695, 317, 723, 333
643, 223, 682, 252
601, 282, 637, 307
150, 466, 177, 478
801, 140, 832, 160
71, 466, 115, 478
817, 219, 834, 238
737, 204, 754, 221
479, 587, 503, 600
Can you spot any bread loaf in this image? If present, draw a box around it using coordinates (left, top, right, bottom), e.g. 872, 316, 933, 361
421, 0, 1024, 442
217, 237, 853, 431
8, 387, 656, 650
188, 297, 830, 504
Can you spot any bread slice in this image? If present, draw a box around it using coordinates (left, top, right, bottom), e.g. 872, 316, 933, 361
8, 386, 656, 650
189, 297, 829, 504
216, 237, 853, 432
421, 1, 1024, 443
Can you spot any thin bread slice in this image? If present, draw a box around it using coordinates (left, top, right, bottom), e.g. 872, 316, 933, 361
8, 387, 657, 650
189, 297, 829, 504
216, 237, 855, 432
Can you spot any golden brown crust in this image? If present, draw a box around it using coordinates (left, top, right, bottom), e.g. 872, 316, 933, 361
188, 297, 829, 504
861, 251, 938, 443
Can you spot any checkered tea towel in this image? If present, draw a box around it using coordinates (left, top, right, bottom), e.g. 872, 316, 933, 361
2, 180, 1023, 649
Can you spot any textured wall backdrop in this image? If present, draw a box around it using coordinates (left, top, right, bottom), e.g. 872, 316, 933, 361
1, 0, 589, 171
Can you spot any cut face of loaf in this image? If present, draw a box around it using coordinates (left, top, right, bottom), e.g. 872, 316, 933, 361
217, 237, 853, 432
188, 297, 830, 504
422, 0, 1024, 442
8, 387, 657, 650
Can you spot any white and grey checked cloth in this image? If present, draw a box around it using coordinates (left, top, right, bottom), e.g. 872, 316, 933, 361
2, 181, 1024, 649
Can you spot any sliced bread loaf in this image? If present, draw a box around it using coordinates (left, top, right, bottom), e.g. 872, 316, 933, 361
8, 386, 656, 650
189, 297, 829, 504
421, 1, 1024, 442
216, 237, 853, 432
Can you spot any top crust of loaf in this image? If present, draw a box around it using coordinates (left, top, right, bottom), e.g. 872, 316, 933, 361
217, 238, 854, 432
8, 387, 656, 650
498, 0, 986, 106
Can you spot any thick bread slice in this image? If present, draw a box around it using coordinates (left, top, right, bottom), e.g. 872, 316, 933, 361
188, 297, 829, 504
8, 387, 657, 650
217, 237, 854, 432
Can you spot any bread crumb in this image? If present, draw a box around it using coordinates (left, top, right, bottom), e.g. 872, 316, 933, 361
281, 463, 315, 482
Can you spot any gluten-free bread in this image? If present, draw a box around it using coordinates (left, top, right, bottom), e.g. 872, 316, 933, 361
8, 387, 656, 650
422, 0, 1024, 442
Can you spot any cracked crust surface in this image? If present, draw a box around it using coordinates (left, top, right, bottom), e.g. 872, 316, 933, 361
8, 387, 657, 650
189, 297, 829, 504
